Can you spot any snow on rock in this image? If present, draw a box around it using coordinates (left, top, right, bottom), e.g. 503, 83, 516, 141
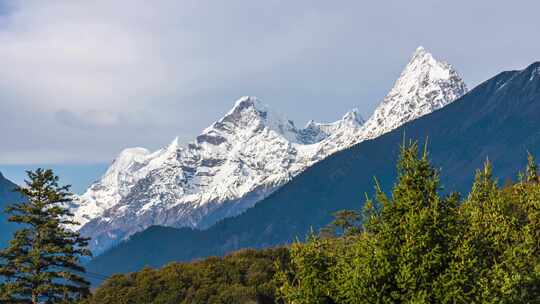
360, 46, 468, 139
72, 147, 150, 227
299, 109, 364, 144
310, 46, 467, 160
73, 96, 364, 254
72, 47, 467, 255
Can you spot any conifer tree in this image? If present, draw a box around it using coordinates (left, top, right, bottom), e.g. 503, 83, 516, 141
360, 141, 458, 302
446, 160, 538, 303
320, 209, 361, 238
0, 169, 91, 303
526, 152, 538, 183
276, 144, 540, 303
505, 157, 540, 302
442, 161, 498, 302
319, 141, 459, 303
276, 233, 337, 304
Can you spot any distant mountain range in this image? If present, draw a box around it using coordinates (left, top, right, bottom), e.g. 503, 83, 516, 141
86, 61, 540, 277
0, 173, 24, 248
72, 47, 467, 255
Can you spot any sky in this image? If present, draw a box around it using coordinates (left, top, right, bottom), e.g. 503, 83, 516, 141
1, 0, 539, 190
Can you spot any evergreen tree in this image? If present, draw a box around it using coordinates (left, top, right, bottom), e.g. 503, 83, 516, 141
276, 233, 338, 304
503, 159, 540, 302
441, 161, 499, 303
445, 160, 540, 303
353, 141, 459, 303
0, 169, 91, 303
526, 152, 538, 183
320, 209, 361, 238
277, 141, 461, 303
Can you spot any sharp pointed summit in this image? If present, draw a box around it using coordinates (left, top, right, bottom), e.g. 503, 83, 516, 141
360, 46, 468, 139
341, 109, 365, 127
412, 45, 427, 57
230, 96, 265, 111
224, 96, 270, 121
203, 96, 299, 143
308, 47, 467, 160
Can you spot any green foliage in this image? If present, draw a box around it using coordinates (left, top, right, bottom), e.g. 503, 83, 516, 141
83, 142, 540, 303
0, 169, 91, 303
276, 234, 340, 304
277, 142, 540, 303
526, 152, 539, 183
440, 159, 540, 303
83, 247, 289, 304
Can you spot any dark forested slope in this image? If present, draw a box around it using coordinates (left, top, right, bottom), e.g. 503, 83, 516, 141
0, 173, 24, 248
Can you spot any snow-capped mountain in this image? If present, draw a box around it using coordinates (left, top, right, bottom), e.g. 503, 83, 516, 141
75, 97, 365, 254
72, 47, 467, 255
361, 46, 468, 139
310, 46, 467, 160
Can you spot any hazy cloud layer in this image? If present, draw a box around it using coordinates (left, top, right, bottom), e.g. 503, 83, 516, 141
1, 0, 539, 164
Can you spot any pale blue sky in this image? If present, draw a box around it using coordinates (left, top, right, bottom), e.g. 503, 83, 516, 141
1, 0, 539, 190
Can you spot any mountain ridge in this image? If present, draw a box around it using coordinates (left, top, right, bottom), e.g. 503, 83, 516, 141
72, 47, 467, 255
86, 61, 540, 277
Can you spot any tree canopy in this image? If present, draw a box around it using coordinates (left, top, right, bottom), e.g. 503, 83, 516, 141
84, 142, 540, 303
277, 142, 540, 303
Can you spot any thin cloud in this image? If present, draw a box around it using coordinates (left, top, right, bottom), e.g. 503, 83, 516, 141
0, 0, 539, 164
55, 110, 121, 130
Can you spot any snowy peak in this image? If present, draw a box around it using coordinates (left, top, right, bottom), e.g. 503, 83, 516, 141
223, 96, 270, 123
72, 147, 151, 227
391, 46, 467, 105
298, 109, 365, 144
99, 147, 150, 192
229, 96, 267, 114
202, 96, 365, 146
361, 46, 468, 139
398, 46, 454, 89
200, 96, 299, 144
410, 46, 430, 63
341, 109, 365, 128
